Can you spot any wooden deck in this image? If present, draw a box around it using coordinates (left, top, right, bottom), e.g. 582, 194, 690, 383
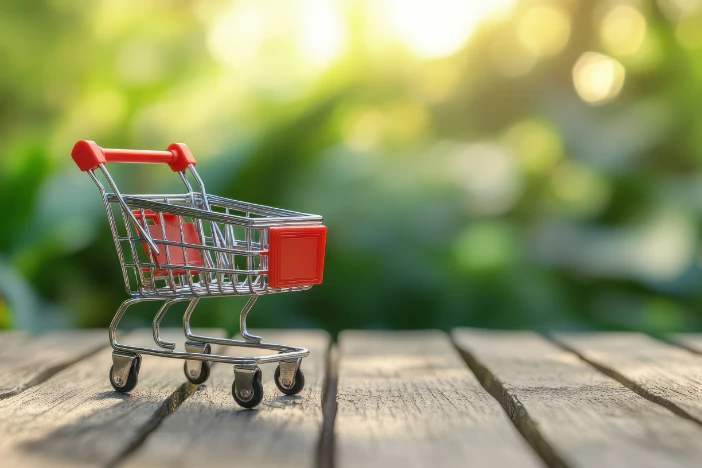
1, 328, 702, 467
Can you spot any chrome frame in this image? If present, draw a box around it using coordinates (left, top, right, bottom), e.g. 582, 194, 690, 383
89, 162, 319, 376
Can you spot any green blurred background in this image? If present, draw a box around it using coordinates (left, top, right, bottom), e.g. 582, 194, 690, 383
2, 0, 702, 336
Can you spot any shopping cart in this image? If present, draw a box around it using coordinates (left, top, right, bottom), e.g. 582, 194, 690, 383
71, 140, 327, 408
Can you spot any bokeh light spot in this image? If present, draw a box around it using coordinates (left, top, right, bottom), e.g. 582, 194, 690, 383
600, 5, 647, 56
573, 52, 626, 105
518, 5, 571, 58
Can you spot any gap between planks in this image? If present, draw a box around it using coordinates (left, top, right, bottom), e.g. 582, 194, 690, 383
335, 330, 544, 468
0, 328, 224, 468
317, 344, 338, 468
552, 332, 702, 429
453, 328, 702, 468
117, 329, 331, 468
107, 328, 230, 468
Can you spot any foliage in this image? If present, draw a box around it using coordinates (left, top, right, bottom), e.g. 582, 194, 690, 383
1, 0, 701, 335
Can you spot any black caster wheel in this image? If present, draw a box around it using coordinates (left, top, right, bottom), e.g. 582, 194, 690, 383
274, 365, 305, 395
184, 361, 211, 385
184, 343, 212, 385
110, 355, 141, 393
232, 369, 264, 409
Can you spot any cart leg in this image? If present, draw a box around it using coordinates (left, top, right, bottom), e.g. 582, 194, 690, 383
109, 297, 160, 350
152, 299, 189, 350
183, 296, 262, 344
182, 298, 200, 342
239, 296, 262, 342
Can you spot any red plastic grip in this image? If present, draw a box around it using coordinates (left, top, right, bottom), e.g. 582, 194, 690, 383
71, 140, 196, 172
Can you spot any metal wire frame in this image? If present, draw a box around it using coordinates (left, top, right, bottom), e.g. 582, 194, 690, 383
89, 162, 318, 368
88, 165, 322, 299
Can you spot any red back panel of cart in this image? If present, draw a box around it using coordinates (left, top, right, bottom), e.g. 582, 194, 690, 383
267, 225, 326, 288
133, 211, 204, 276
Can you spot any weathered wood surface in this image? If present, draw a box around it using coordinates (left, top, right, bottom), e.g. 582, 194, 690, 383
553, 332, 702, 427
669, 333, 702, 355
0, 328, 223, 467
0, 330, 28, 354
335, 330, 543, 468
121, 329, 330, 468
0, 329, 106, 399
8, 327, 702, 468
453, 328, 702, 468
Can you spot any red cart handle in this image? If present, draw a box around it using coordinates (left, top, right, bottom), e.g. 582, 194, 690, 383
72, 140, 196, 172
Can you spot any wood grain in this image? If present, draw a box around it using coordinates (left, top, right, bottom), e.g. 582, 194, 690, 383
669, 333, 702, 355
454, 328, 702, 468
120, 329, 330, 468
335, 330, 543, 468
0, 329, 106, 399
0, 328, 224, 467
553, 332, 702, 426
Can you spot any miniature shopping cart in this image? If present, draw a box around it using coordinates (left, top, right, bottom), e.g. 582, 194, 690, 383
72, 140, 326, 408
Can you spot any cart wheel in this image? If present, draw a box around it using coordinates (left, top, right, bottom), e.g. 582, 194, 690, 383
232, 370, 263, 409
109, 356, 140, 393
184, 360, 211, 385
184, 342, 212, 385
274, 365, 305, 395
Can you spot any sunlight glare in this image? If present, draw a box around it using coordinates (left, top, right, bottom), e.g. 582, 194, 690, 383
383, 0, 516, 58
298, 0, 346, 67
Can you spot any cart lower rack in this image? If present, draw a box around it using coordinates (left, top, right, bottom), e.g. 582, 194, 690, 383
72, 139, 327, 408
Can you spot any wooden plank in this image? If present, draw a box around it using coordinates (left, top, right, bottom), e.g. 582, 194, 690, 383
0, 330, 29, 354
335, 330, 543, 468
0, 329, 106, 399
552, 331, 702, 427
453, 329, 702, 468
0, 328, 224, 467
669, 333, 702, 355
120, 329, 330, 468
